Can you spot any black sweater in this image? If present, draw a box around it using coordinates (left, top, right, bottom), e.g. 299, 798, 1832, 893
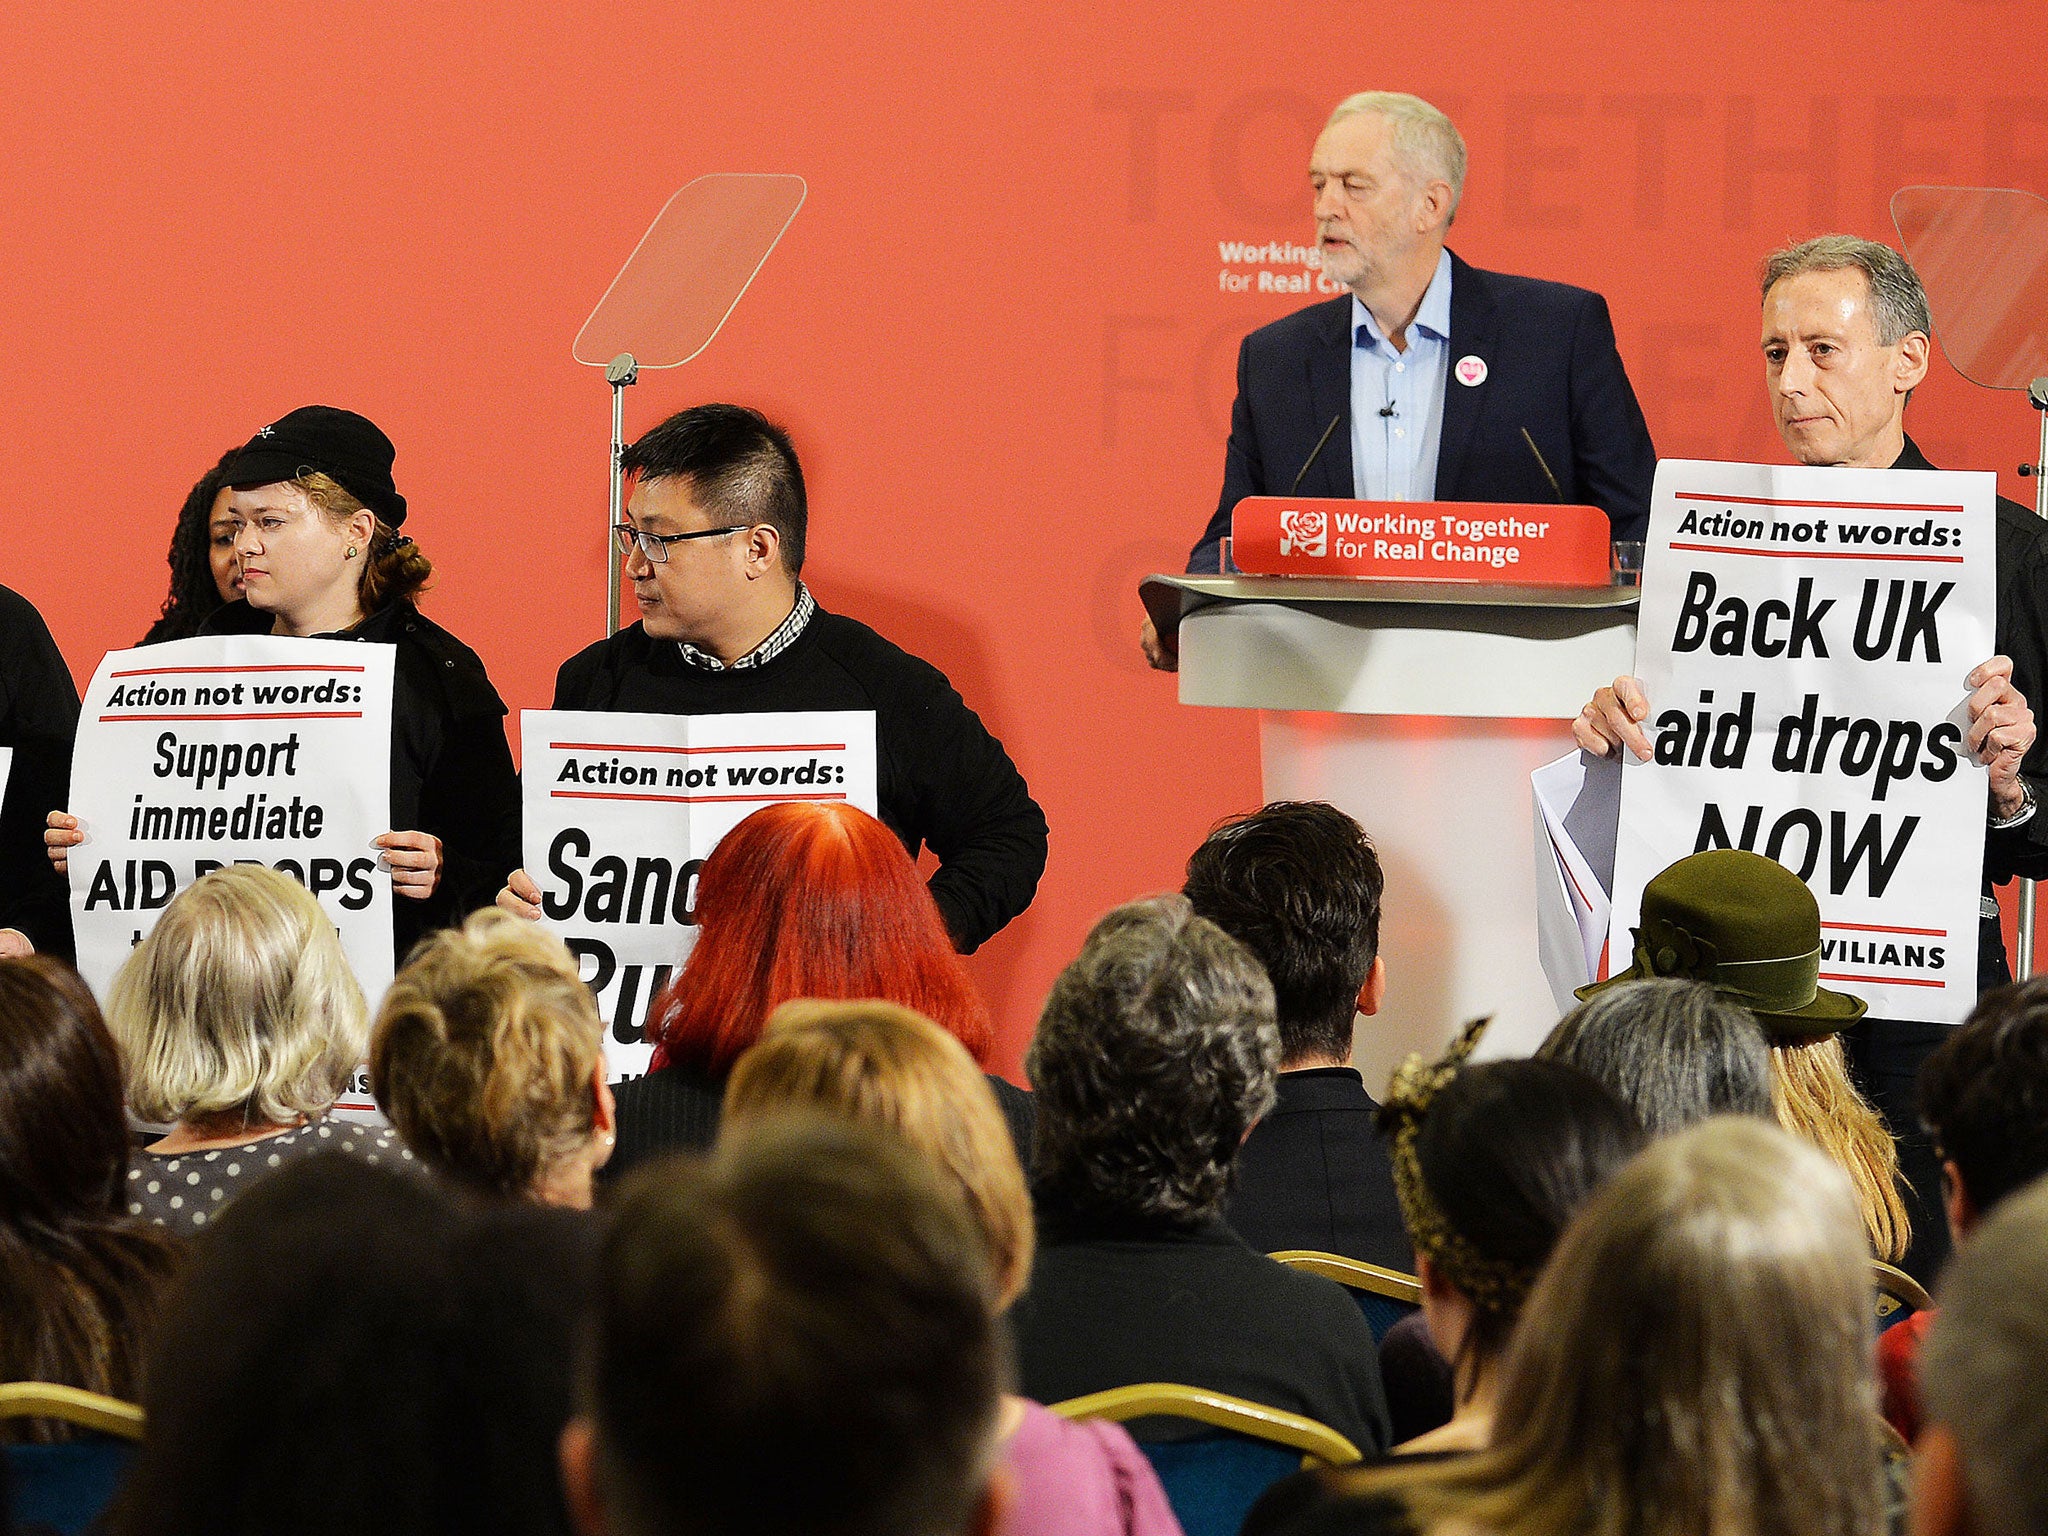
0, 586, 80, 957
553, 608, 1047, 953
204, 599, 522, 956
606, 1059, 1037, 1180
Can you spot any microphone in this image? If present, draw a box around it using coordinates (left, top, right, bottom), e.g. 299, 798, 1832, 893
1520, 427, 1565, 503
1378, 402, 1398, 418
1290, 414, 1344, 496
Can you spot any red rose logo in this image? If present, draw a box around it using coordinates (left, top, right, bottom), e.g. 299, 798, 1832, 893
1280, 508, 1327, 558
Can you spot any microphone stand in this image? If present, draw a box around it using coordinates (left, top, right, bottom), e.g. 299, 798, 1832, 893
605, 353, 638, 637
2019, 377, 2048, 976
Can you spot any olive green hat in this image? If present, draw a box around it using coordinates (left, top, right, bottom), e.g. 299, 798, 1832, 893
1576, 848, 1865, 1037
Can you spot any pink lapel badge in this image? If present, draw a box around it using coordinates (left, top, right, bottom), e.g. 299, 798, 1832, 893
1454, 355, 1488, 387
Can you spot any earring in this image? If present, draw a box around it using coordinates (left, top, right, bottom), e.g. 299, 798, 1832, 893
346, 545, 358, 559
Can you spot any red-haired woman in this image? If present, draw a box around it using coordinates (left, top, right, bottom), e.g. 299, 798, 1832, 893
608, 801, 1030, 1175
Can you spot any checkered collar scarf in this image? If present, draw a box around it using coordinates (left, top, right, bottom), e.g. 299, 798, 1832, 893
678, 584, 815, 672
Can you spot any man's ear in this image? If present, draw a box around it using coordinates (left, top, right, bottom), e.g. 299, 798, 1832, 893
593, 1064, 617, 1137
1410, 178, 1454, 235
1909, 1422, 1971, 1536
1895, 330, 1931, 396
1942, 1157, 1979, 1242
558, 1417, 608, 1536
1357, 955, 1386, 1017
742, 523, 783, 578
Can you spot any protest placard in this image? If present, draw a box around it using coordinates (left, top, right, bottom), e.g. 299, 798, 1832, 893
68, 637, 398, 1060
1610, 459, 1996, 1023
521, 709, 880, 1079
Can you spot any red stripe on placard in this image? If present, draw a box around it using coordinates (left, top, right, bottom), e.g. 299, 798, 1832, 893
1674, 492, 1963, 513
1819, 973, 1948, 988
548, 741, 846, 755
97, 711, 364, 722
551, 790, 849, 805
108, 664, 368, 677
1823, 921, 1947, 936
1667, 542, 1964, 563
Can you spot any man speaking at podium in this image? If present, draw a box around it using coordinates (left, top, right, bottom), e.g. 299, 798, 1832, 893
1145, 92, 1656, 668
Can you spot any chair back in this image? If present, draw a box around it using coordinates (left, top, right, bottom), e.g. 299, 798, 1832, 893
1269, 1250, 1423, 1344
1872, 1259, 1933, 1334
0, 1384, 145, 1536
1051, 1382, 1360, 1536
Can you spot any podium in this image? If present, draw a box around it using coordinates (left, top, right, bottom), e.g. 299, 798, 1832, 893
1143, 498, 1637, 1090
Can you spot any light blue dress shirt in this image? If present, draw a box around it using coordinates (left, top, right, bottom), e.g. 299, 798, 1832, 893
1349, 249, 1453, 502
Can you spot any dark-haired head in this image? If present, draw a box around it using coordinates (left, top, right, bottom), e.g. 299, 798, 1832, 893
1183, 801, 1383, 1065
0, 957, 179, 1431
115, 1156, 470, 1536
566, 1116, 1006, 1536
115, 1157, 602, 1536
1919, 975, 2048, 1230
1540, 978, 1774, 1138
620, 404, 807, 574
142, 449, 241, 644
1391, 1057, 1644, 1396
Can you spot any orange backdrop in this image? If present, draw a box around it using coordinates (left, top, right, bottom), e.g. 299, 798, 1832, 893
3, 1, 2041, 1073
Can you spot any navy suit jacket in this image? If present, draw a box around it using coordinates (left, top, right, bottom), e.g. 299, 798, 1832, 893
1190, 252, 1657, 572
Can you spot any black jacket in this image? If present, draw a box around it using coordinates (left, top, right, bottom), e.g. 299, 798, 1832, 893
1011, 1202, 1392, 1456
1224, 1067, 1412, 1272
1896, 438, 2048, 987
204, 599, 521, 956
606, 1059, 1036, 1179
0, 586, 80, 957
554, 607, 1047, 953
1192, 251, 1658, 572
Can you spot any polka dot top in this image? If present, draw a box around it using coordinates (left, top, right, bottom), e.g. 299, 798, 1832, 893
127, 1120, 413, 1235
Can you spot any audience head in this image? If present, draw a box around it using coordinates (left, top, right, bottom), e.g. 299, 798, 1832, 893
1916, 1174, 2048, 1536
1918, 976, 2048, 1239
724, 999, 1033, 1306
1027, 894, 1278, 1228
118, 1156, 469, 1536
1771, 1031, 1909, 1260
619, 403, 808, 575
1575, 848, 1902, 1257
223, 405, 431, 614
1380, 1020, 1645, 1397
104, 865, 366, 1128
561, 1117, 1008, 1536
1463, 1117, 1882, 1536
648, 802, 992, 1076
1182, 800, 1384, 1066
145, 448, 242, 642
0, 957, 178, 1421
123, 1158, 604, 1536
371, 910, 615, 1208
1540, 977, 1774, 1137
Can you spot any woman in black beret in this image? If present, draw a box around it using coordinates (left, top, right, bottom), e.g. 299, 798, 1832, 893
51, 406, 520, 958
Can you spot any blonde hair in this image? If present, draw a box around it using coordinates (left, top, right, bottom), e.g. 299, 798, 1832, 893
295, 471, 431, 611
1331, 1118, 1882, 1536
368, 909, 603, 1200
105, 865, 366, 1125
723, 999, 1034, 1307
1770, 1034, 1910, 1261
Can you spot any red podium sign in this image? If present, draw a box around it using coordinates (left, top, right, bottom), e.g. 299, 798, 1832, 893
1229, 497, 1613, 586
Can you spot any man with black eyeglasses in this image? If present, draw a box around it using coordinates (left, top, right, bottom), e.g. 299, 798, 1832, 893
498, 403, 1046, 955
